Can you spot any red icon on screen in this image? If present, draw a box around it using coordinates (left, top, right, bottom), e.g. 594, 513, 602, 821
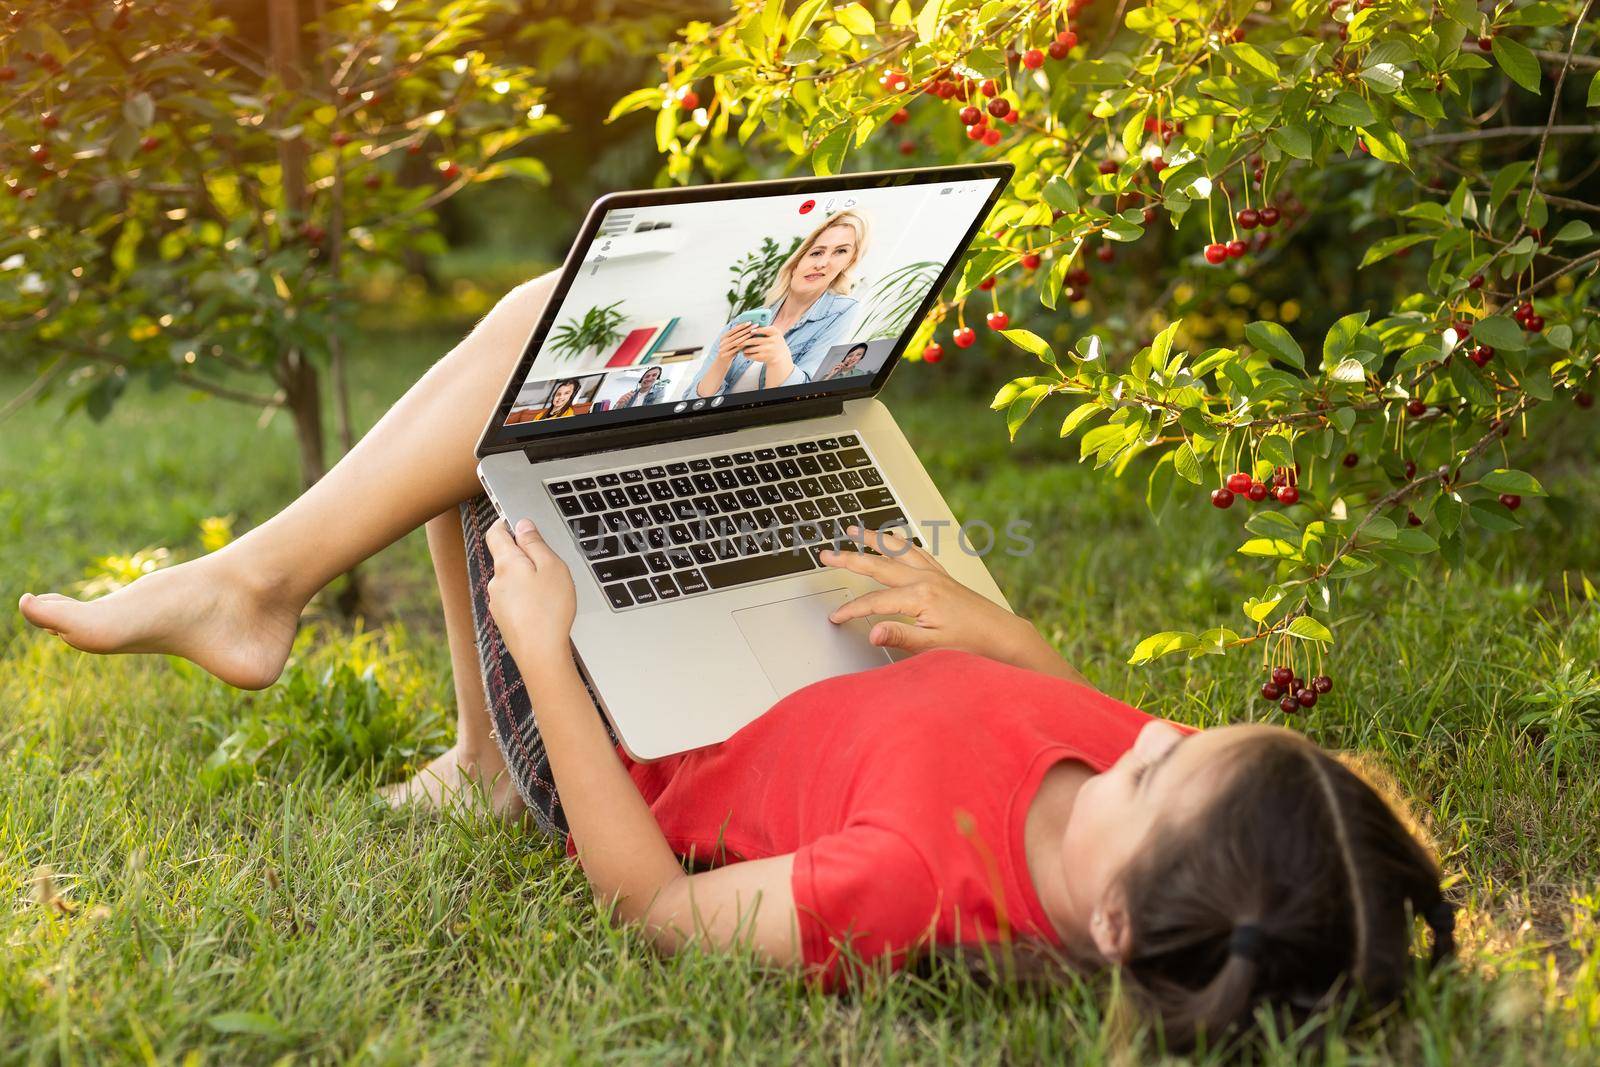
798, 199, 816, 214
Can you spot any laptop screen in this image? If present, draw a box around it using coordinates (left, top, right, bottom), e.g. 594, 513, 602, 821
482, 167, 1007, 447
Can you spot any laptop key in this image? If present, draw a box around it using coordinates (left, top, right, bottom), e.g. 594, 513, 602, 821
702, 550, 816, 589
776, 444, 798, 457
817, 438, 839, 450
604, 583, 633, 609
691, 543, 716, 565
839, 434, 860, 446
755, 447, 777, 461
644, 551, 672, 573
817, 453, 841, 472
568, 515, 602, 539
836, 448, 871, 468
648, 503, 674, 525
860, 468, 885, 487
860, 508, 909, 533
777, 459, 801, 478
620, 469, 644, 483
627, 578, 657, 604
840, 471, 863, 490
626, 484, 651, 505
692, 473, 717, 493
579, 491, 606, 513
548, 480, 572, 495
857, 487, 895, 510
797, 441, 819, 454
573, 477, 597, 491
667, 462, 689, 475
651, 574, 681, 599
711, 455, 734, 469
603, 488, 628, 509
733, 451, 755, 464
642, 466, 666, 479
598, 473, 620, 487
594, 556, 648, 584
667, 547, 695, 570
797, 456, 821, 476
670, 476, 695, 496
648, 481, 674, 502
675, 569, 709, 595
689, 458, 712, 471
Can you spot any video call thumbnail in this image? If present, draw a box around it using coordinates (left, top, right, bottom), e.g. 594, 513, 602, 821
500, 177, 1000, 432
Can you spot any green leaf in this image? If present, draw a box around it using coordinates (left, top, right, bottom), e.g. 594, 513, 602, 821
608, 87, 664, 122
1000, 328, 1053, 359
1259, 433, 1294, 470
787, 0, 830, 41
1246, 509, 1301, 539
811, 122, 852, 176
1239, 538, 1302, 559
1174, 441, 1202, 484
1042, 175, 1079, 213
1061, 402, 1101, 437
123, 91, 156, 129
1128, 630, 1199, 665
1491, 36, 1541, 94
834, 2, 876, 35
1435, 493, 1463, 535
1468, 315, 1527, 351
1589, 69, 1600, 107
1327, 357, 1366, 383
1224, 42, 1280, 80
1479, 468, 1546, 496
1243, 594, 1285, 623
1469, 501, 1522, 531
1323, 91, 1376, 127
1286, 615, 1334, 642
1360, 232, 1431, 267
1554, 220, 1594, 243
1270, 123, 1314, 159
1244, 321, 1304, 369
916, 0, 946, 41
1323, 311, 1369, 364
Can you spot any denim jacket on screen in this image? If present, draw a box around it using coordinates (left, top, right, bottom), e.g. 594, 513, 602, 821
703, 290, 860, 396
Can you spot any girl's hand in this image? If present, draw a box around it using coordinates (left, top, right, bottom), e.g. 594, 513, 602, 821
485, 518, 577, 677
820, 526, 1064, 674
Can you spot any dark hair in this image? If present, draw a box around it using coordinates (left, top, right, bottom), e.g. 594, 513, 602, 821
544, 377, 583, 416
844, 342, 869, 359
1116, 735, 1452, 1049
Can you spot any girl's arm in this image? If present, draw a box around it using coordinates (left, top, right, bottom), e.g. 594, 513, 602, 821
483, 519, 801, 963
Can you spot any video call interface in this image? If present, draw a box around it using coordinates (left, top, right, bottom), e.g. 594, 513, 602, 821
498, 176, 1002, 435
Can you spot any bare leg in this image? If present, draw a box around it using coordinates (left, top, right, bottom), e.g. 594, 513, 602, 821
378, 511, 524, 818
17, 272, 559, 688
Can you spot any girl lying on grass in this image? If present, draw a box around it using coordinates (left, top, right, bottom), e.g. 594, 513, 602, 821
17, 274, 1455, 1049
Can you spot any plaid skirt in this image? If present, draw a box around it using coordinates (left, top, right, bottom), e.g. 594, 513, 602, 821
460, 493, 614, 837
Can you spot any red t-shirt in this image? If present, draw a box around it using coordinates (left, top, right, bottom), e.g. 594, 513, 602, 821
615, 648, 1157, 987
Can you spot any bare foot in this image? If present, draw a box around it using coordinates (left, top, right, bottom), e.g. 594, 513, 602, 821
17, 554, 301, 690
378, 742, 527, 821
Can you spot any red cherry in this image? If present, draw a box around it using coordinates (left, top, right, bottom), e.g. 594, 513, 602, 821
1236, 208, 1260, 229
1295, 687, 1318, 708
978, 276, 996, 291
1407, 511, 1422, 526
1021, 252, 1042, 270
1259, 206, 1281, 227
1524, 314, 1544, 332
981, 127, 1002, 146
960, 105, 982, 125
1143, 206, 1157, 223
1226, 472, 1252, 494
1226, 239, 1247, 259
678, 90, 700, 111
1270, 667, 1294, 687
985, 311, 1010, 331
1514, 301, 1534, 321
1577, 391, 1595, 409
1211, 488, 1235, 509
1312, 675, 1333, 694
1246, 481, 1268, 502
1469, 345, 1494, 367
1023, 48, 1045, 69
922, 342, 944, 363
986, 97, 1010, 119
1406, 399, 1426, 417
363, 173, 382, 190
1499, 493, 1521, 510
0, 67, 15, 82
1276, 485, 1300, 505
891, 107, 910, 125
1057, 29, 1078, 47
1279, 695, 1299, 714
1261, 681, 1283, 701
1097, 159, 1118, 174
1203, 243, 1228, 265
1468, 273, 1484, 290
40, 111, 59, 130
1342, 452, 1359, 468
952, 326, 977, 348
1403, 460, 1417, 479
299, 223, 326, 243
1477, 34, 1493, 50
898, 139, 916, 155
1095, 244, 1114, 263
439, 160, 461, 180
28, 146, 49, 164
331, 131, 352, 147
1066, 268, 1091, 287
966, 123, 986, 141
980, 78, 998, 96
39, 54, 60, 72
1049, 39, 1071, 60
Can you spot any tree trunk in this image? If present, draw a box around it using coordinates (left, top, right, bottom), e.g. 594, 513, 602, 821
283, 351, 327, 488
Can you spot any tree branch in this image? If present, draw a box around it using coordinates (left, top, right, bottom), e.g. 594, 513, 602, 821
1412, 124, 1600, 146
174, 372, 285, 409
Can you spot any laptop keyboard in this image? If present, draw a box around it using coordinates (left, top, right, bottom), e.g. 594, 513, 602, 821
545, 433, 916, 611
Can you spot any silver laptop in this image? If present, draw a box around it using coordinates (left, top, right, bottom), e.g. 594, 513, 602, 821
476, 163, 1015, 760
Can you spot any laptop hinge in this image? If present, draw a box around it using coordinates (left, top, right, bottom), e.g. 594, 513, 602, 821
512, 396, 848, 464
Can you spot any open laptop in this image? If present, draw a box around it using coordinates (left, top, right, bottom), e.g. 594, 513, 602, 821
476, 162, 1015, 759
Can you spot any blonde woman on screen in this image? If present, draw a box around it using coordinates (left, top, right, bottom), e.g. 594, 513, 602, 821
694, 210, 869, 398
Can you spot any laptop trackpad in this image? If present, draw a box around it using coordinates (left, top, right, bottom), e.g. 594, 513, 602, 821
733, 587, 892, 698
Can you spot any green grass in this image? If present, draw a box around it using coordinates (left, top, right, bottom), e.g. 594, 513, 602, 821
3, 326, 1599, 1064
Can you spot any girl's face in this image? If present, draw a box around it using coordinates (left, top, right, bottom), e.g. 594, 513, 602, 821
841, 349, 865, 368
1058, 722, 1294, 959
550, 383, 577, 409
790, 224, 858, 299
